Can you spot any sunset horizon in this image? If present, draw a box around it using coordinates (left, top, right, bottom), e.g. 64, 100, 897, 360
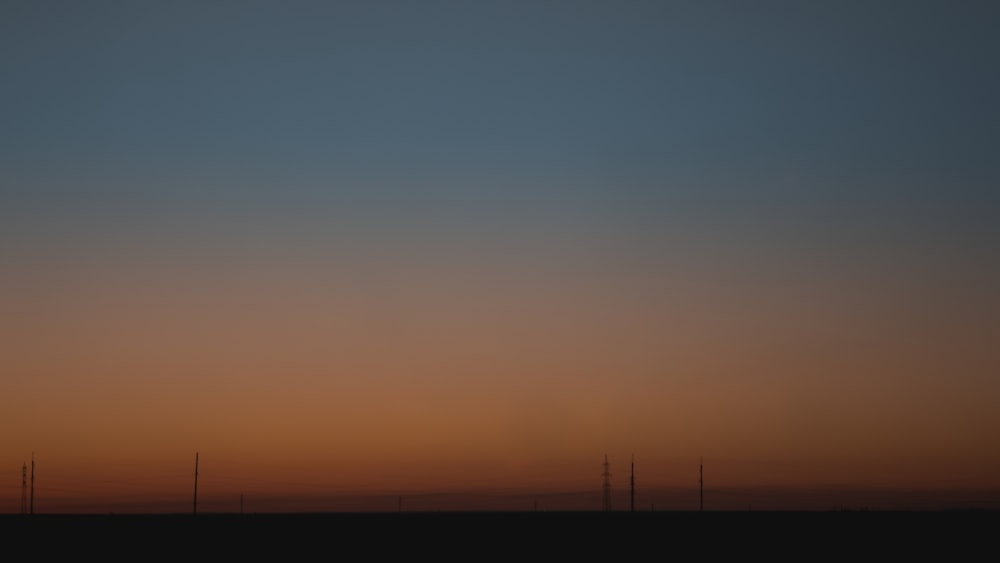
3, 1, 998, 521
7, 450, 1000, 515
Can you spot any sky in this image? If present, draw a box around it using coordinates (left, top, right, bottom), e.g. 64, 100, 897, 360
2, 0, 999, 513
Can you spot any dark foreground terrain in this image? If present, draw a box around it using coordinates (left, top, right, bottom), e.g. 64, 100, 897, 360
3, 510, 996, 558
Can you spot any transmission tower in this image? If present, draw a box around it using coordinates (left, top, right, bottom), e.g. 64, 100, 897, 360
630, 454, 635, 512
193, 451, 199, 516
602, 454, 612, 512
699, 456, 703, 512
20, 462, 27, 515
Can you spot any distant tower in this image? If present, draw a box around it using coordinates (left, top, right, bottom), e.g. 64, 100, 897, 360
630, 454, 635, 513
602, 454, 612, 512
30, 453, 35, 515
193, 452, 199, 516
20, 462, 28, 515
699, 457, 703, 512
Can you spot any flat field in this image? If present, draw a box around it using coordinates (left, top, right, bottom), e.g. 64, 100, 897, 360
3, 510, 995, 559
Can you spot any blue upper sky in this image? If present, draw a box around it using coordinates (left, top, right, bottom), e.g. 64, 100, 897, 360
2, 1, 998, 267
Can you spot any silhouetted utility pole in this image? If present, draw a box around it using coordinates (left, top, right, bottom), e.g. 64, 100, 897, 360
240, 493, 244, 515
630, 454, 635, 512
699, 457, 703, 512
602, 454, 612, 512
20, 462, 27, 515
193, 452, 199, 515
30, 453, 35, 515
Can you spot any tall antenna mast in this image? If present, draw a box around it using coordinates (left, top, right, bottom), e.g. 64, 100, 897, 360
20, 462, 28, 515
193, 451, 199, 516
602, 454, 612, 512
30, 452, 35, 515
630, 454, 635, 513
699, 456, 703, 512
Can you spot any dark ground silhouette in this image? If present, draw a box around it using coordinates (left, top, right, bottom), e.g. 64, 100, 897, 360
3, 510, 996, 558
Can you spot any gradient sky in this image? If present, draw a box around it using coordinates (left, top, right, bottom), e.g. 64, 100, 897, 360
2, 0, 999, 513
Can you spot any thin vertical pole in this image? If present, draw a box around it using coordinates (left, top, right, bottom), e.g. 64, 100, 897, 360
699, 456, 703, 512
193, 452, 199, 515
602, 454, 612, 512
30, 452, 35, 515
630, 454, 635, 513
20, 463, 27, 515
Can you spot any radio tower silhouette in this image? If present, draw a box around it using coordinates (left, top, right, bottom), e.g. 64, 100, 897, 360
630, 454, 635, 512
20, 462, 28, 515
193, 451, 199, 516
699, 456, 704, 512
602, 454, 612, 512
30, 453, 35, 515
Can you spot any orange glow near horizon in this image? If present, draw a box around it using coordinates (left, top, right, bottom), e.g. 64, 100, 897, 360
3, 1, 1000, 514
3, 238, 999, 513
